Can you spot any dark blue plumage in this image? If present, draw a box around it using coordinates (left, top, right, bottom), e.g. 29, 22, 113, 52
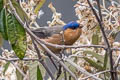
63, 21, 80, 30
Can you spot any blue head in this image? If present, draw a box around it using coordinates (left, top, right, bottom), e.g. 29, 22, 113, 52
63, 21, 80, 30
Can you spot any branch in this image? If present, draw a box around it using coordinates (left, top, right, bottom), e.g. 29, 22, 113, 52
96, 0, 103, 22
65, 58, 102, 80
0, 57, 39, 61
96, 0, 118, 79
39, 43, 77, 80
114, 53, 120, 68
32, 39, 55, 80
87, 0, 117, 80
1, 49, 26, 78
87, 0, 110, 48
11, 61, 26, 77
81, 70, 110, 80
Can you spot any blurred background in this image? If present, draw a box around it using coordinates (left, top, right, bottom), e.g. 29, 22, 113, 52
37, 0, 120, 26
36, 0, 78, 26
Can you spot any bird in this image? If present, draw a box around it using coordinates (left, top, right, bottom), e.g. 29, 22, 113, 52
32, 21, 83, 54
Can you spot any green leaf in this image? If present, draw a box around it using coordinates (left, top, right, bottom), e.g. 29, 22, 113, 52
3, 62, 10, 75
0, 0, 3, 12
34, 0, 46, 14
111, 31, 119, 39
96, 26, 100, 33
83, 57, 104, 71
103, 52, 110, 69
29, 61, 38, 80
29, 61, 45, 80
11, 0, 28, 21
64, 60, 76, 80
0, 33, 3, 47
7, 13, 27, 59
0, 8, 8, 40
92, 33, 99, 45
84, 51, 104, 63
65, 58, 76, 73
16, 68, 23, 80
117, 26, 120, 30
37, 65, 43, 80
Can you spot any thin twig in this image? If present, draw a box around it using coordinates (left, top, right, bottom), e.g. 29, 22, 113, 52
96, 0, 103, 22
0, 57, 39, 61
39, 43, 77, 80
65, 58, 102, 80
96, 0, 118, 79
47, 53, 58, 70
11, 61, 26, 77
87, 0, 117, 80
81, 70, 110, 80
114, 53, 120, 68
1, 48, 26, 78
87, 0, 110, 48
32, 40, 55, 80
102, 0, 106, 8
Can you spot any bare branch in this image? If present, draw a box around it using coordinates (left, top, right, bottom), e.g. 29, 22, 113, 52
87, 0, 117, 79
32, 39, 55, 80
114, 53, 120, 68
81, 70, 110, 80
65, 58, 102, 80
11, 61, 26, 77
0, 57, 39, 61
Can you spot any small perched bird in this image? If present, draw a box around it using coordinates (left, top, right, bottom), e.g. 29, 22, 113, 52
32, 21, 83, 54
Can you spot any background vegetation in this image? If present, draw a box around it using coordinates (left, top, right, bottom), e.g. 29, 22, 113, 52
0, 0, 120, 80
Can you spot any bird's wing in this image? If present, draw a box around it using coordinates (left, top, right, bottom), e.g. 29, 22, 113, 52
31, 25, 63, 38
40, 35, 62, 53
